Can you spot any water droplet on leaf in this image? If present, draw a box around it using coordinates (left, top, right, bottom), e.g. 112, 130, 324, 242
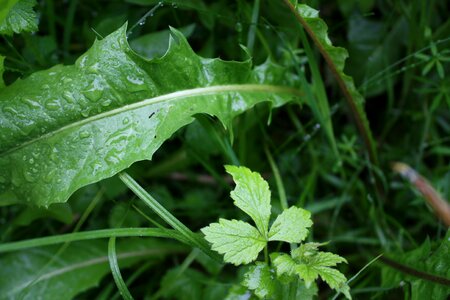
63, 91, 76, 103
101, 99, 112, 106
45, 99, 60, 111
79, 130, 91, 139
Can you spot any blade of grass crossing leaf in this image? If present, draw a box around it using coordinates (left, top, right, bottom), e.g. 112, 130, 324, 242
246, 0, 260, 53
108, 237, 134, 300
298, 25, 340, 161
118, 172, 222, 262
0, 228, 188, 253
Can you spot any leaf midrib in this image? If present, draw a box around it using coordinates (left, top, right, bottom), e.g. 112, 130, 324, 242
1, 84, 301, 157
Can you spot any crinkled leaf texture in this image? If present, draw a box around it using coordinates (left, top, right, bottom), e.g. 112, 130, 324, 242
0, 0, 38, 35
243, 262, 279, 299
0, 24, 301, 207
0, 238, 181, 299
201, 218, 266, 266
226, 165, 272, 236
271, 243, 350, 299
268, 206, 312, 243
381, 230, 450, 300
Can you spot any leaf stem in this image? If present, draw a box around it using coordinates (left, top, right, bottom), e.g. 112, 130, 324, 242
0, 228, 187, 253
108, 237, 134, 300
119, 172, 222, 262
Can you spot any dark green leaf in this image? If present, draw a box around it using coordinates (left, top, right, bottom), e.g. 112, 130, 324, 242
225, 165, 272, 236
268, 206, 312, 243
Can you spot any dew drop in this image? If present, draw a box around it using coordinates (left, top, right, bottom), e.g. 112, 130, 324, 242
172, 3, 178, 8
303, 134, 311, 141
235, 22, 243, 32
83, 78, 104, 102
101, 99, 112, 107
43, 170, 56, 183
29, 158, 34, 164
122, 117, 130, 125
139, 21, 145, 26
105, 154, 120, 165
21, 98, 41, 109
314, 123, 321, 130
81, 110, 90, 117
159, 1, 164, 6
87, 62, 100, 74
126, 75, 146, 92
63, 91, 76, 103
79, 130, 91, 139
45, 99, 60, 111
2, 106, 18, 115
23, 170, 38, 183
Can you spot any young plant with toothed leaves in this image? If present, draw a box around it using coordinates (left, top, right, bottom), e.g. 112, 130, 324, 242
201, 166, 351, 299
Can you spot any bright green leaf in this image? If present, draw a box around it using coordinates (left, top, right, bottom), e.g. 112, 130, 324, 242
0, 25, 301, 207
201, 218, 266, 265
243, 262, 278, 299
271, 243, 350, 298
225, 165, 271, 236
0, 0, 38, 35
268, 206, 312, 243
0, 238, 180, 299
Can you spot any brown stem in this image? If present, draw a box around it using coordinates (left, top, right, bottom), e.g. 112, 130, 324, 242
380, 256, 450, 286
282, 0, 378, 166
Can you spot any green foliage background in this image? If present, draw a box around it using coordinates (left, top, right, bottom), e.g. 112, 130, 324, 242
0, 0, 449, 299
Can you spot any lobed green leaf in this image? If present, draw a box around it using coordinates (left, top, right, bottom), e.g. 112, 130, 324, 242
225, 165, 272, 236
201, 218, 266, 265
268, 206, 312, 243
0, 24, 301, 207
